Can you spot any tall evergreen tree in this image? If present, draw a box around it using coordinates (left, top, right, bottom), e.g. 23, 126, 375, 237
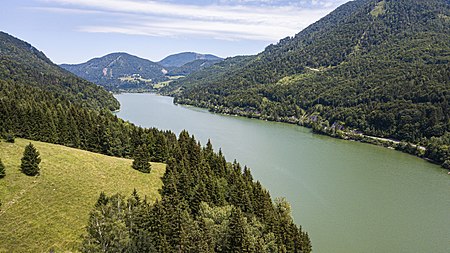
0, 158, 5, 178
132, 144, 151, 173
20, 143, 41, 176
226, 207, 248, 252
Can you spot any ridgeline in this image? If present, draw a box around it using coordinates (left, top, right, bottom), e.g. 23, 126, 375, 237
166, 0, 450, 169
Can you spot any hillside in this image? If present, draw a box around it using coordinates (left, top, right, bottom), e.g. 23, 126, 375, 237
2, 31, 312, 253
0, 138, 165, 253
0, 32, 118, 111
166, 58, 223, 76
61, 52, 224, 91
168, 0, 450, 167
158, 52, 222, 68
61, 52, 168, 91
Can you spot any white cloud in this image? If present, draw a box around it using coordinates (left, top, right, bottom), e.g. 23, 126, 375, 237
38, 0, 346, 41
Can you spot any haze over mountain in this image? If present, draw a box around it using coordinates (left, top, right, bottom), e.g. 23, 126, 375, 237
167, 0, 450, 168
61, 52, 223, 91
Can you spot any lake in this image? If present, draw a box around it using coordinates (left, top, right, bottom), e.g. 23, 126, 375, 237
115, 93, 450, 253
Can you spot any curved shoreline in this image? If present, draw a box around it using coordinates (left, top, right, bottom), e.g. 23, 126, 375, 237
172, 98, 447, 170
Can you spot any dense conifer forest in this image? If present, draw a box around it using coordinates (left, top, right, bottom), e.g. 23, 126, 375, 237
166, 0, 450, 169
0, 32, 311, 251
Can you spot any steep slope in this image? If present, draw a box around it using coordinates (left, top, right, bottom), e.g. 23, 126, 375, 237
0, 32, 119, 110
171, 0, 450, 165
0, 33, 312, 253
162, 55, 254, 93
61, 52, 168, 91
159, 52, 222, 68
0, 138, 165, 252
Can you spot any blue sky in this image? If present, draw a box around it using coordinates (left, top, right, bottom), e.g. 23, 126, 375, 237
1, 0, 349, 64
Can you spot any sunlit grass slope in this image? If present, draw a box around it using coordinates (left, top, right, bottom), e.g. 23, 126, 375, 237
0, 138, 165, 253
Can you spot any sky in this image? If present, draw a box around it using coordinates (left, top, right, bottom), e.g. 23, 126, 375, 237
1, 0, 350, 64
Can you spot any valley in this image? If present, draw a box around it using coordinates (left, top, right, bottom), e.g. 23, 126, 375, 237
115, 93, 450, 253
1, 0, 449, 252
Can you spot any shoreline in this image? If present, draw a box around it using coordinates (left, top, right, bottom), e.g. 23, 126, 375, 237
171, 98, 447, 170
114, 91, 447, 171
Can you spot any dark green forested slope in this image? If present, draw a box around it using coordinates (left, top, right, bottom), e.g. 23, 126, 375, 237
168, 0, 450, 168
159, 52, 222, 68
0, 32, 119, 110
0, 32, 311, 252
167, 58, 223, 76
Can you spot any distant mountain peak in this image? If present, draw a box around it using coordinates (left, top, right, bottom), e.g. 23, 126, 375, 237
61, 51, 224, 91
159, 52, 222, 67
61, 52, 168, 91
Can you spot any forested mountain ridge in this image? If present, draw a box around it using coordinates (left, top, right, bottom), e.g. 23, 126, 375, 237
61, 52, 223, 91
168, 0, 450, 168
158, 52, 222, 67
167, 58, 223, 76
0, 32, 119, 110
61, 52, 168, 91
0, 32, 312, 252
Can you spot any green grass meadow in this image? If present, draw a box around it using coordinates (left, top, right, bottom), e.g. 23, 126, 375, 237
0, 138, 165, 252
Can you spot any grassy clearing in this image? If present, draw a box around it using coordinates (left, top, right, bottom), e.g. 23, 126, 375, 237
0, 138, 165, 253
118, 75, 153, 83
154, 75, 185, 89
370, 0, 386, 17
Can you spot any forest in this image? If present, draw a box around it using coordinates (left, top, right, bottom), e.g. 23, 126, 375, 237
0, 31, 311, 252
165, 0, 450, 168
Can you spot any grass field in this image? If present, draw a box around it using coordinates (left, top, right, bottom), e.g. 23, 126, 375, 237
0, 138, 165, 253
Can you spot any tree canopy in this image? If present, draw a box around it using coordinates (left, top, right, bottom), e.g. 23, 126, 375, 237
166, 0, 450, 168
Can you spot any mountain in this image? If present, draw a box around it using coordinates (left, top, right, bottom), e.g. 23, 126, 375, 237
0, 31, 118, 110
166, 58, 223, 76
61, 52, 224, 91
168, 0, 450, 167
159, 52, 222, 68
61, 52, 168, 91
0, 32, 311, 252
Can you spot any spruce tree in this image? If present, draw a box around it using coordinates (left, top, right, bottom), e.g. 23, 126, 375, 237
132, 144, 151, 173
21, 143, 41, 176
0, 158, 5, 178
226, 207, 248, 252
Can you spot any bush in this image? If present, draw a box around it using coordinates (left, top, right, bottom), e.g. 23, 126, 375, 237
5, 133, 15, 143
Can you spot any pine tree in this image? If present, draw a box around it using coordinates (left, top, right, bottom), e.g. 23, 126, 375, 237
132, 144, 151, 173
20, 143, 41, 176
226, 207, 248, 252
0, 158, 5, 178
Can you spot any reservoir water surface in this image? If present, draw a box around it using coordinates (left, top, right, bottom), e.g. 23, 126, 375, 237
115, 93, 450, 253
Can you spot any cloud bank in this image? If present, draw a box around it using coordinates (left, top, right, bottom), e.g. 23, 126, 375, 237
38, 0, 349, 41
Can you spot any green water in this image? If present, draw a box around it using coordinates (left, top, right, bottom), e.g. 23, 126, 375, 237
115, 93, 450, 253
